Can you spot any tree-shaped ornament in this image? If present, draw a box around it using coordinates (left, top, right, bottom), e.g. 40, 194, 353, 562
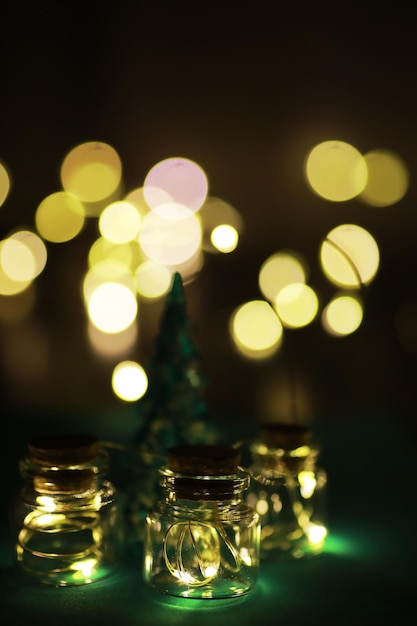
127, 272, 218, 535
136, 271, 217, 454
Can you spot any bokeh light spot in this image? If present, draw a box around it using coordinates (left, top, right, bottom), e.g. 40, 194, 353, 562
138, 207, 201, 265
2, 230, 47, 281
360, 149, 409, 207
320, 224, 379, 287
231, 300, 283, 355
144, 157, 208, 212
0, 242, 32, 295
321, 294, 363, 336
305, 140, 368, 201
1, 239, 35, 282
0, 160, 11, 207
124, 187, 152, 218
98, 201, 142, 244
199, 196, 244, 252
258, 251, 307, 302
35, 191, 85, 243
274, 283, 319, 328
135, 261, 172, 299
112, 360, 148, 402
88, 237, 143, 273
82, 261, 136, 305
210, 224, 239, 253
87, 282, 138, 334
151, 201, 194, 220
60, 141, 122, 203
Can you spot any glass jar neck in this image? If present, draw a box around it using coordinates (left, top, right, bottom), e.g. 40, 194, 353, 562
19, 450, 109, 495
159, 467, 250, 502
250, 441, 319, 474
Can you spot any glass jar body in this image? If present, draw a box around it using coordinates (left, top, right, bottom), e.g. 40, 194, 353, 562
144, 471, 260, 599
247, 444, 327, 560
12, 453, 123, 586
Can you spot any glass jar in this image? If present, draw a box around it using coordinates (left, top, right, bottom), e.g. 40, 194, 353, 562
144, 444, 260, 599
11, 433, 123, 586
246, 423, 327, 560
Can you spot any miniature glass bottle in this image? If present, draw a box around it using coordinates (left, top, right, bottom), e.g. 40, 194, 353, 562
144, 444, 260, 599
12, 433, 123, 586
246, 423, 327, 560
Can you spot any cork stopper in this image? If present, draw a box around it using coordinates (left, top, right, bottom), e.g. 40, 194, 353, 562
260, 423, 312, 450
23, 434, 101, 494
168, 444, 240, 476
28, 434, 100, 466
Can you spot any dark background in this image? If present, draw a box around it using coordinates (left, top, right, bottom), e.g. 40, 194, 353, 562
1, 1, 417, 441
0, 7, 416, 623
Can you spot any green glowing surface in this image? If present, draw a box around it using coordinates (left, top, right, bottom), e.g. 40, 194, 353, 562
1, 414, 415, 624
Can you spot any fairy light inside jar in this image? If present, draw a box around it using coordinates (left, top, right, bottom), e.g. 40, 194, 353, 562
12, 433, 122, 586
247, 423, 328, 560
144, 444, 260, 599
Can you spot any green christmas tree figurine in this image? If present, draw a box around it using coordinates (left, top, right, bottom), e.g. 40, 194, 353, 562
125, 273, 218, 535
136, 271, 217, 455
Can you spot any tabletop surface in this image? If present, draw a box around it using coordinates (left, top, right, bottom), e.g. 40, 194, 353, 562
1, 409, 416, 626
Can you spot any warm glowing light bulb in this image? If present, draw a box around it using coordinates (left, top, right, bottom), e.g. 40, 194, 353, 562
306, 523, 327, 546
163, 521, 222, 586
199, 196, 244, 252
112, 360, 148, 401
36, 495, 56, 511
210, 224, 239, 252
87, 282, 138, 334
298, 470, 317, 499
